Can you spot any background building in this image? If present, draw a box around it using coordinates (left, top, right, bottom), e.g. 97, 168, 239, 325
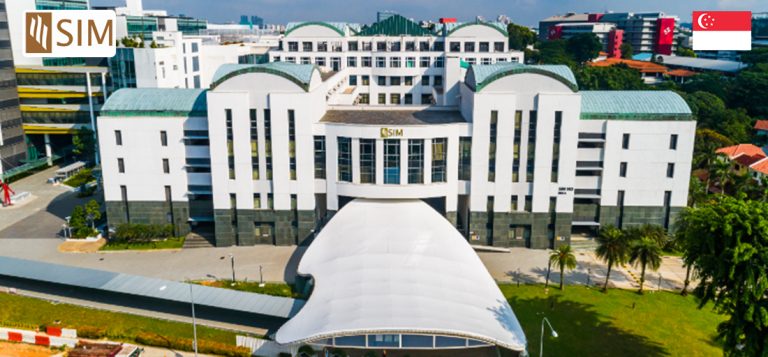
0, 0, 25, 175
240, 15, 264, 28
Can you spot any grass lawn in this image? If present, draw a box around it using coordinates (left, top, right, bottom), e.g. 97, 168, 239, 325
100, 237, 185, 251
0, 292, 244, 344
192, 279, 303, 298
501, 285, 725, 356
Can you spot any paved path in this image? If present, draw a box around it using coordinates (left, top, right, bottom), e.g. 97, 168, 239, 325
0, 166, 73, 233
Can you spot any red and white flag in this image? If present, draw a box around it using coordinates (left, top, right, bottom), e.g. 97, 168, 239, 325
693, 11, 752, 51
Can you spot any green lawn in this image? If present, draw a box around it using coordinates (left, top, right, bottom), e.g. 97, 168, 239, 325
0, 292, 243, 344
192, 279, 303, 298
100, 237, 185, 251
501, 285, 725, 357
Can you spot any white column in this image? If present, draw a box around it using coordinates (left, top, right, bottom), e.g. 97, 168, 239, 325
44, 134, 52, 166
400, 139, 408, 185
101, 72, 109, 98
424, 138, 432, 185
85, 72, 99, 165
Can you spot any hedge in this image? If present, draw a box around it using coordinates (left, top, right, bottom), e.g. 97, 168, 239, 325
135, 332, 251, 357
112, 223, 175, 243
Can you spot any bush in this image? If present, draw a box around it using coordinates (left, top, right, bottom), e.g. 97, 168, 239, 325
112, 223, 174, 243
76, 326, 106, 339
63, 168, 94, 188
135, 332, 251, 357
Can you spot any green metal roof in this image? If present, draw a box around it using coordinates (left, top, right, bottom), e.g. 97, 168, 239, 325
580, 91, 694, 120
444, 21, 508, 37
468, 63, 578, 92
210, 62, 319, 91
285, 22, 358, 36
356, 14, 433, 36
101, 88, 207, 117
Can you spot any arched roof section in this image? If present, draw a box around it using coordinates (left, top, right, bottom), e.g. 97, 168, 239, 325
285, 22, 354, 37
445, 21, 508, 37
466, 63, 578, 92
210, 62, 320, 92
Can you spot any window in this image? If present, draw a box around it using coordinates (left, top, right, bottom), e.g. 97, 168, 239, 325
404, 93, 413, 104
421, 75, 430, 86
419, 41, 430, 51
622, 133, 630, 149
384, 139, 400, 184
670, 134, 678, 150
421, 94, 434, 105
250, 109, 259, 180
464, 42, 475, 52
390, 76, 401, 86
348, 41, 358, 51
358, 93, 370, 104
120, 185, 129, 221
459, 137, 471, 180
405, 57, 415, 68
420, 56, 430, 67
317, 41, 328, 52
347, 56, 357, 67
667, 163, 675, 178
264, 109, 273, 179
481, 58, 492, 65
376, 57, 386, 67
434, 56, 444, 68
390, 93, 401, 104
302, 41, 313, 52
432, 138, 447, 183
338, 137, 352, 182
617, 190, 625, 228
488, 110, 498, 182
620, 162, 627, 177
360, 139, 376, 184
404, 76, 413, 86
408, 139, 424, 184
349, 75, 357, 86
160, 130, 167, 146
314, 136, 325, 179
479, 42, 489, 52
663, 191, 672, 229
391, 41, 401, 51
362, 56, 372, 67
512, 111, 522, 182
300, 57, 311, 64
433, 75, 443, 87
288, 41, 298, 52
405, 41, 415, 51
552, 111, 562, 182
389, 57, 401, 68
524, 195, 533, 212
465, 57, 476, 65
527, 111, 538, 182
288, 110, 297, 180
192, 57, 199, 72
378, 93, 386, 104
433, 41, 444, 51
511, 196, 518, 211
362, 75, 370, 85
362, 42, 372, 51
115, 130, 122, 146
378, 76, 386, 86
117, 158, 125, 173
162, 158, 170, 174
449, 42, 461, 52
254, 194, 261, 209
315, 57, 326, 66
193, 75, 200, 88
494, 41, 505, 52
225, 109, 235, 179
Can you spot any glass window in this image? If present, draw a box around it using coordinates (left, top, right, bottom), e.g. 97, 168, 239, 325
667, 163, 675, 178
670, 134, 678, 150
433, 41, 444, 51
348, 41, 358, 51
408, 139, 424, 184
362, 56, 372, 67
162, 158, 170, 174
314, 136, 325, 179
421, 94, 433, 105
378, 76, 387, 86
481, 57, 492, 65
368, 334, 399, 348
378, 93, 386, 104
376, 57, 386, 68
552, 111, 562, 182
362, 75, 370, 85
302, 41, 312, 51
406, 56, 416, 68
160, 130, 167, 146
404, 76, 413, 85
384, 139, 401, 184
488, 110, 498, 182
620, 162, 627, 177
315, 57, 326, 66
513, 110, 522, 182
376, 41, 387, 51
405, 41, 415, 51
527, 111, 538, 182
264, 109, 272, 179
436, 336, 466, 348
432, 138, 447, 183
347, 56, 357, 67
622, 133, 630, 149
459, 137, 471, 180
192, 56, 199, 72
494, 41, 505, 52
287, 41, 298, 52
335, 335, 365, 347
433, 75, 443, 86
420, 56, 431, 67
464, 42, 475, 52
300, 57, 311, 64
402, 335, 433, 348
390, 93, 401, 104
317, 41, 328, 52
435, 56, 444, 68
349, 75, 357, 86
421, 75, 430, 86
337, 137, 352, 182
449, 42, 461, 52
360, 139, 376, 184
419, 41, 430, 51
404, 93, 413, 104
117, 158, 125, 173
358, 93, 370, 104
362, 42, 372, 51
479, 42, 490, 52
115, 130, 122, 145
390, 41, 401, 51
390, 76, 401, 86
390, 57, 401, 68
288, 110, 296, 180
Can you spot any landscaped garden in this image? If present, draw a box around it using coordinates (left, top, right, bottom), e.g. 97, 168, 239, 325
191, 279, 303, 299
100, 223, 185, 251
501, 285, 725, 357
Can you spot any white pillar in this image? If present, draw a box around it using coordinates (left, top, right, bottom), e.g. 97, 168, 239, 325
44, 134, 52, 166
101, 72, 109, 98
85, 72, 99, 165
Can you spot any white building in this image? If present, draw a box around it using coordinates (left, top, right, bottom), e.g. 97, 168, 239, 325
98, 16, 695, 249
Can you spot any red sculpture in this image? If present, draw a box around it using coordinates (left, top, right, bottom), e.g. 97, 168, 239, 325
1, 180, 14, 206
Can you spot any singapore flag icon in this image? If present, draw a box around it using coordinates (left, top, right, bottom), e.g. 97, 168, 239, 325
693, 11, 752, 51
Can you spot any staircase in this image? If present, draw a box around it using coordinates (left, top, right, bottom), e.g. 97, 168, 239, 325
183, 232, 215, 249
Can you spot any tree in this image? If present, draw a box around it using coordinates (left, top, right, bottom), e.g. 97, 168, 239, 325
85, 199, 101, 229
675, 47, 696, 57
688, 176, 708, 207
70, 205, 86, 231
681, 73, 733, 103
565, 33, 602, 64
731, 70, 768, 118
149, 40, 159, 48
675, 196, 768, 355
535, 40, 574, 66
710, 155, 734, 196
507, 23, 536, 51
740, 47, 768, 67
72, 127, 95, 163
595, 225, 628, 292
629, 238, 662, 294
692, 128, 734, 175
620, 42, 633, 59
575, 63, 647, 90
549, 245, 577, 290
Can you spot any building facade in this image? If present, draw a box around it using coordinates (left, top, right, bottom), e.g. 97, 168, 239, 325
98, 19, 695, 249
0, 0, 25, 175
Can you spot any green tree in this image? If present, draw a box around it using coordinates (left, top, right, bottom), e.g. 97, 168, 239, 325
710, 155, 734, 196
628, 238, 662, 294
85, 199, 101, 229
565, 33, 602, 64
620, 42, 633, 59
72, 128, 95, 162
675, 47, 696, 57
535, 40, 574, 66
70, 205, 86, 231
575, 63, 646, 90
675, 196, 768, 355
149, 40, 159, 48
681, 73, 732, 103
731, 70, 768, 118
594, 225, 628, 292
549, 245, 577, 290
692, 129, 733, 175
507, 23, 536, 51
688, 176, 708, 207
740, 47, 768, 67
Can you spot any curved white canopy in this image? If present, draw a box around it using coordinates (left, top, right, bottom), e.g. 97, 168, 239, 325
275, 199, 527, 351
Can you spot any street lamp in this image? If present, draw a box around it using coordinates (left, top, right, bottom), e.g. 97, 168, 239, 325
540, 316, 558, 357
229, 253, 236, 283
258, 265, 265, 287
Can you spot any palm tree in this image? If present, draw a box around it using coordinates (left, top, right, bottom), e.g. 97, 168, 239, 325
709, 156, 732, 195
629, 238, 663, 294
688, 176, 708, 207
549, 245, 577, 291
595, 225, 628, 292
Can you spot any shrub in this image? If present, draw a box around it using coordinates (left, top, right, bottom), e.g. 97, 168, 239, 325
135, 332, 250, 357
76, 326, 106, 339
112, 223, 174, 243
63, 169, 94, 188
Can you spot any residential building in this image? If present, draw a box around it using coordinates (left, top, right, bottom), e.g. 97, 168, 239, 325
98, 17, 694, 249
0, 0, 25, 175
240, 15, 264, 28
546, 23, 622, 57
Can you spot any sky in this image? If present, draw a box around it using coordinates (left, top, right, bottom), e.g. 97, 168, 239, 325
91, 0, 768, 27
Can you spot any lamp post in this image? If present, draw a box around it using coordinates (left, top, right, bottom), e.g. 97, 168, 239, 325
258, 265, 265, 287
229, 253, 236, 283
540, 316, 558, 357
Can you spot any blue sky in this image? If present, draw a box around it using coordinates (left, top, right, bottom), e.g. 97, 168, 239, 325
92, 0, 767, 27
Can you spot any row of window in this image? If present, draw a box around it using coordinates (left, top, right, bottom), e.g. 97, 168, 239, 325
116, 157, 171, 174
114, 129, 167, 147
273, 56, 518, 69
284, 39, 508, 53
357, 93, 435, 106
